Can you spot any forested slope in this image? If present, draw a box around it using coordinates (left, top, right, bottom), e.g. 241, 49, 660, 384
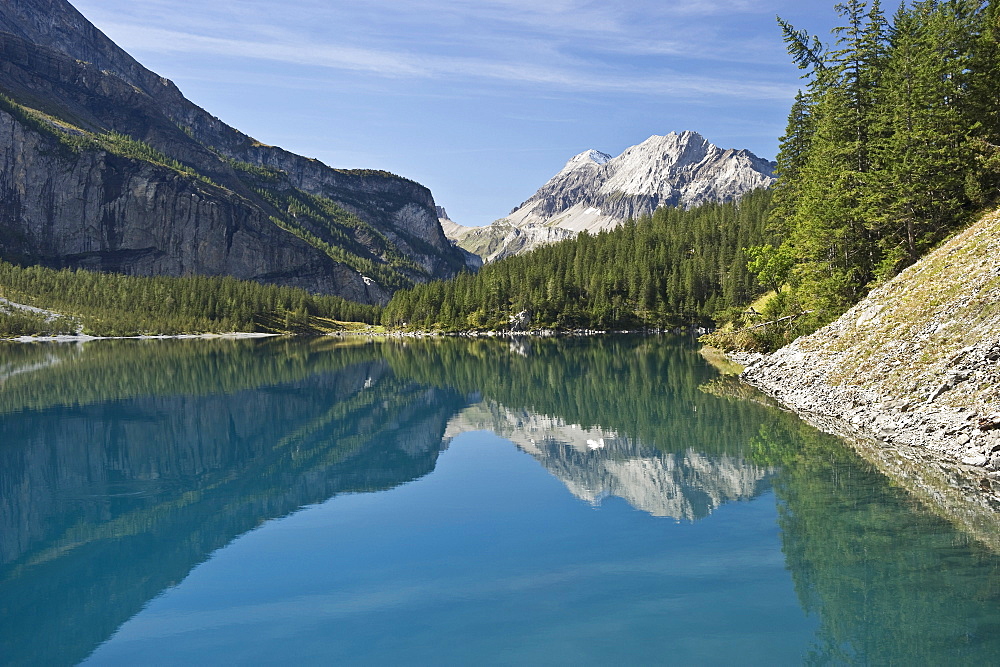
382, 189, 773, 331
0, 261, 380, 336
734, 0, 1000, 346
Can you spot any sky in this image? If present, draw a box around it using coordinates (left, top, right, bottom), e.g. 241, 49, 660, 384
70, 1, 842, 226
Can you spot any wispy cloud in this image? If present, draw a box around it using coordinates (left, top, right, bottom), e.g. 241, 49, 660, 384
100, 24, 425, 76
68, 0, 806, 228
665, 0, 759, 16
78, 0, 791, 101
92, 24, 791, 101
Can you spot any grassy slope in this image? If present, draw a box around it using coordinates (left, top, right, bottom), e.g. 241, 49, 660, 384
789, 208, 1000, 411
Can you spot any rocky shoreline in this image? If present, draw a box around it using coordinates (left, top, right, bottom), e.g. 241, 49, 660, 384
728, 209, 1000, 539
735, 347, 1000, 544
737, 343, 1000, 473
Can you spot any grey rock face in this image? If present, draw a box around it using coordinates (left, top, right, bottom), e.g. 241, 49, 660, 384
0, 0, 465, 301
0, 99, 384, 303
515, 132, 775, 228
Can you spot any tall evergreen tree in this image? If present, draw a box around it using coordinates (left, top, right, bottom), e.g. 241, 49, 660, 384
869, 1, 979, 276
775, 2, 888, 317
761, 1, 992, 331
969, 0, 1000, 207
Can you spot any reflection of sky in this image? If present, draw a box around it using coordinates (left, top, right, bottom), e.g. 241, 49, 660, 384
85, 433, 812, 665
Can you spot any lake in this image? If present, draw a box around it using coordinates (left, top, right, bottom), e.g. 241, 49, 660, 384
2, 335, 1000, 665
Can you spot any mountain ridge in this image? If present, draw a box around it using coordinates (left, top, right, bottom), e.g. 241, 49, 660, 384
0, 0, 465, 303
445, 131, 775, 262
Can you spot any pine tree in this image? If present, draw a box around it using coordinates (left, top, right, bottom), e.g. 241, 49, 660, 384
869, 0, 979, 277
969, 0, 1000, 207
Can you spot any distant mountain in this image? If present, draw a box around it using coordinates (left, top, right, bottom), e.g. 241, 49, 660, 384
445, 131, 775, 262
0, 0, 466, 304
437, 209, 484, 271
440, 216, 573, 266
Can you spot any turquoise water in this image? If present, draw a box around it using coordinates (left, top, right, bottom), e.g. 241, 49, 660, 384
1, 336, 999, 665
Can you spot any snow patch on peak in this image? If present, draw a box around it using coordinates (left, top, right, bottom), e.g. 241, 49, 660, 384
558, 149, 612, 175
581, 149, 612, 165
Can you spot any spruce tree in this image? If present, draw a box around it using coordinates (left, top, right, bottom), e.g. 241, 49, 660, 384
870, 1, 979, 276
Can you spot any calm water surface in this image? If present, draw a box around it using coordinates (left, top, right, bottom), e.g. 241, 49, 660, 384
1, 336, 999, 665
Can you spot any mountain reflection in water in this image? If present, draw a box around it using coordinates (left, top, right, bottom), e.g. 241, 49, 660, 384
446, 402, 773, 520
1, 336, 999, 665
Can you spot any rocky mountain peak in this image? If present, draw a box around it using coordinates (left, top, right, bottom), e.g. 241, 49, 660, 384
444, 131, 775, 262
557, 149, 613, 175
521, 130, 773, 229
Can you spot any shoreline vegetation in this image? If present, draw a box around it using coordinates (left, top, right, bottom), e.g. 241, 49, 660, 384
0, 260, 381, 339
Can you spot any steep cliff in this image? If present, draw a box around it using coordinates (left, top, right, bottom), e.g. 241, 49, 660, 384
0, 0, 465, 303
445, 131, 774, 262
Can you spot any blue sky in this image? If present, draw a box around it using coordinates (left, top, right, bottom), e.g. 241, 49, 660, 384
71, 0, 841, 226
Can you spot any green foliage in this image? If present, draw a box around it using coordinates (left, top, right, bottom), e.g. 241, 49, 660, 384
0, 261, 380, 337
382, 189, 773, 331
745, 243, 795, 294
96, 130, 218, 185
739, 1, 995, 350
256, 189, 416, 293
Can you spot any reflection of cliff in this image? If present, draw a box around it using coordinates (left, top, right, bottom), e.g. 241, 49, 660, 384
0, 337, 388, 414
0, 342, 465, 667
447, 402, 774, 520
